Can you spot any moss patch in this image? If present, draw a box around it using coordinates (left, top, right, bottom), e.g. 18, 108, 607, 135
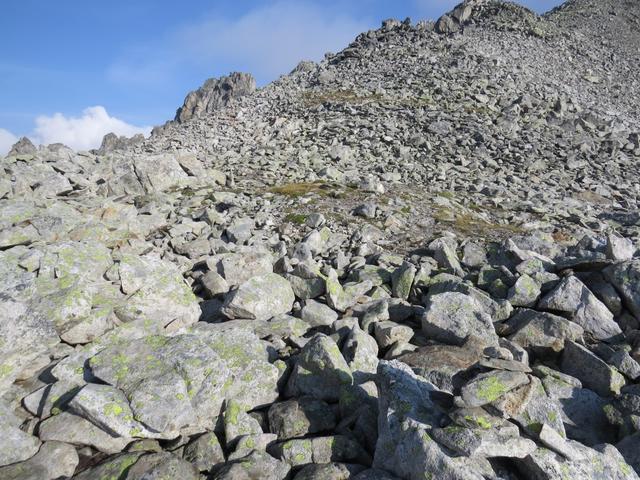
284, 213, 308, 225
269, 182, 333, 198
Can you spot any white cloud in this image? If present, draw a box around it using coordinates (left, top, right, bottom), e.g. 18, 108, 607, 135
32, 106, 151, 151
0, 128, 18, 156
109, 1, 371, 86
179, 2, 371, 80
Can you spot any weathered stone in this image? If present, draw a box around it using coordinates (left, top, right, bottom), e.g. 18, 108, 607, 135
505, 308, 584, 356
604, 261, 640, 319
398, 342, 483, 392
507, 274, 541, 307
560, 341, 625, 397
175, 72, 256, 123
222, 273, 295, 321
373, 320, 414, 349
428, 237, 463, 276
201, 270, 230, 298
342, 325, 379, 384
300, 299, 339, 327
183, 432, 225, 472
0, 404, 41, 467
211, 450, 290, 480
391, 262, 416, 300
373, 360, 488, 480
270, 435, 370, 467
38, 411, 131, 454
0, 441, 79, 480
293, 463, 366, 480
431, 423, 536, 458
422, 292, 498, 347
520, 443, 638, 480
87, 327, 279, 434
268, 397, 337, 440
461, 370, 530, 407
287, 334, 353, 401
538, 276, 621, 342
72, 452, 143, 480
116, 254, 200, 330
606, 234, 635, 262
223, 399, 263, 447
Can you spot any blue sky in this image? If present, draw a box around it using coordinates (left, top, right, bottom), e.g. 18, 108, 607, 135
0, 0, 563, 153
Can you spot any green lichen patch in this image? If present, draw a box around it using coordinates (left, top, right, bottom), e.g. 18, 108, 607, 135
475, 376, 509, 403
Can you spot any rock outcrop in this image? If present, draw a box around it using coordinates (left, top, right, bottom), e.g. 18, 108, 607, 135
174, 71, 256, 123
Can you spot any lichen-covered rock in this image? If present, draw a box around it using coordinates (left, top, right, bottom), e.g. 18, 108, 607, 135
300, 299, 339, 326
561, 340, 626, 397
391, 262, 416, 300
211, 450, 290, 480
507, 274, 541, 307
428, 273, 513, 321
428, 237, 464, 276
491, 376, 566, 439
122, 451, 200, 479
373, 360, 488, 480
287, 334, 353, 401
422, 291, 499, 347
38, 411, 131, 454
540, 366, 614, 446
222, 273, 295, 321
85, 327, 279, 436
133, 154, 190, 193
342, 325, 379, 383
71, 381, 186, 441
72, 452, 143, 480
115, 254, 200, 330
183, 432, 225, 472
460, 370, 530, 407
223, 399, 263, 446
0, 441, 79, 480
208, 248, 274, 287
604, 260, 640, 319
0, 404, 41, 467
270, 435, 370, 467
373, 320, 414, 349
505, 309, 584, 356
268, 398, 337, 440
519, 443, 638, 480
431, 423, 536, 458
538, 276, 622, 342
398, 342, 483, 393
293, 463, 366, 480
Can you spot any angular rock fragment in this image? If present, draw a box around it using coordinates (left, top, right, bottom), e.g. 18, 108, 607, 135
538, 275, 622, 342
0, 404, 41, 467
560, 340, 625, 397
268, 397, 337, 440
0, 441, 79, 480
222, 273, 295, 321
604, 261, 640, 319
422, 291, 499, 347
461, 370, 530, 407
287, 334, 353, 401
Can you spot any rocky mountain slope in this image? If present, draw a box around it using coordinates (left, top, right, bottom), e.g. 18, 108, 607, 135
1, 0, 640, 479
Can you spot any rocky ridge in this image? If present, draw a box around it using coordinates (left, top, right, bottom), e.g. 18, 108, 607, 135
1, 0, 640, 479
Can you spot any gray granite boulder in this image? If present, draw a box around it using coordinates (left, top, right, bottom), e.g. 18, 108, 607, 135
222, 273, 295, 321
